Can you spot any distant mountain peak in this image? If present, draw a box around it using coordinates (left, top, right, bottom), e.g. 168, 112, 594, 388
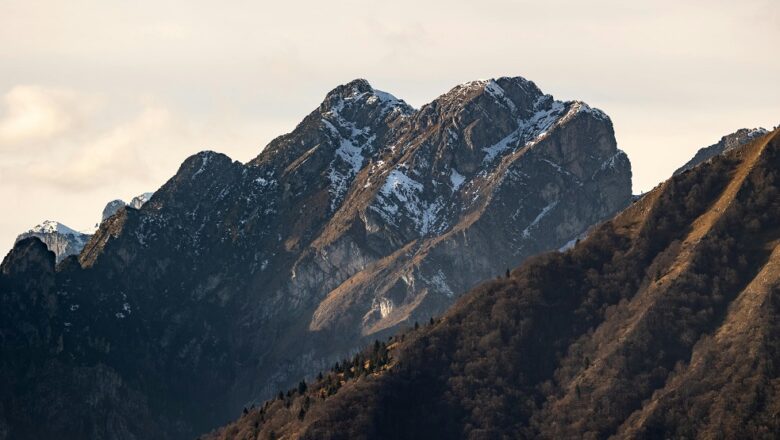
102, 199, 127, 221
674, 126, 769, 175
101, 191, 156, 221
28, 220, 80, 236
15, 220, 90, 264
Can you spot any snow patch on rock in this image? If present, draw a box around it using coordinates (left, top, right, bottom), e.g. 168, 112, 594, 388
450, 168, 466, 191
522, 200, 559, 238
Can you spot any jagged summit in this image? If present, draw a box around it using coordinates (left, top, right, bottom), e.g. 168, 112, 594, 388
319, 79, 413, 122
439, 76, 543, 106
102, 199, 126, 221
181, 150, 235, 177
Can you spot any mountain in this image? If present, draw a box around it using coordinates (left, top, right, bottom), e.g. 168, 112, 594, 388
674, 127, 768, 175
0, 76, 631, 439
13, 221, 90, 264
206, 128, 780, 439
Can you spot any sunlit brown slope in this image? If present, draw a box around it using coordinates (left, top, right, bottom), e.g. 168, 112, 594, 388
204, 128, 780, 439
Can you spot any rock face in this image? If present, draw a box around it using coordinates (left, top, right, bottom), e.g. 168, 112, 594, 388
207, 129, 780, 440
674, 127, 768, 175
14, 221, 90, 264
0, 76, 632, 439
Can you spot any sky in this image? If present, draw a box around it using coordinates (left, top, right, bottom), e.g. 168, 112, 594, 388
1, 0, 778, 255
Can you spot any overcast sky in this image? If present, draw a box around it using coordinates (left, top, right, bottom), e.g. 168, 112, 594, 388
1, 0, 778, 254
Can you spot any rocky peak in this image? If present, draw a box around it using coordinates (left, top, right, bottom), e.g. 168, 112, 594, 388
102, 191, 155, 221
182, 150, 235, 178
319, 78, 413, 116
163, 151, 241, 198
102, 199, 127, 221
317, 79, 414, 156
250, 80, 412, 179
149, 150, 243, 216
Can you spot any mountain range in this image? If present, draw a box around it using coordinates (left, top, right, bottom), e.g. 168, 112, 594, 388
0, 76, 632, 439
206, 127, 780, 440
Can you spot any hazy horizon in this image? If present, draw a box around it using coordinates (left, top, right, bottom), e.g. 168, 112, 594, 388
1, 0, 778, 254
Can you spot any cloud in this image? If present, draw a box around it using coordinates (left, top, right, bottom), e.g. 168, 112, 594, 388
0, 86, 179, 190
0, 84, 288, 193
0, 85, 97, 147
26, 103, 174, 189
